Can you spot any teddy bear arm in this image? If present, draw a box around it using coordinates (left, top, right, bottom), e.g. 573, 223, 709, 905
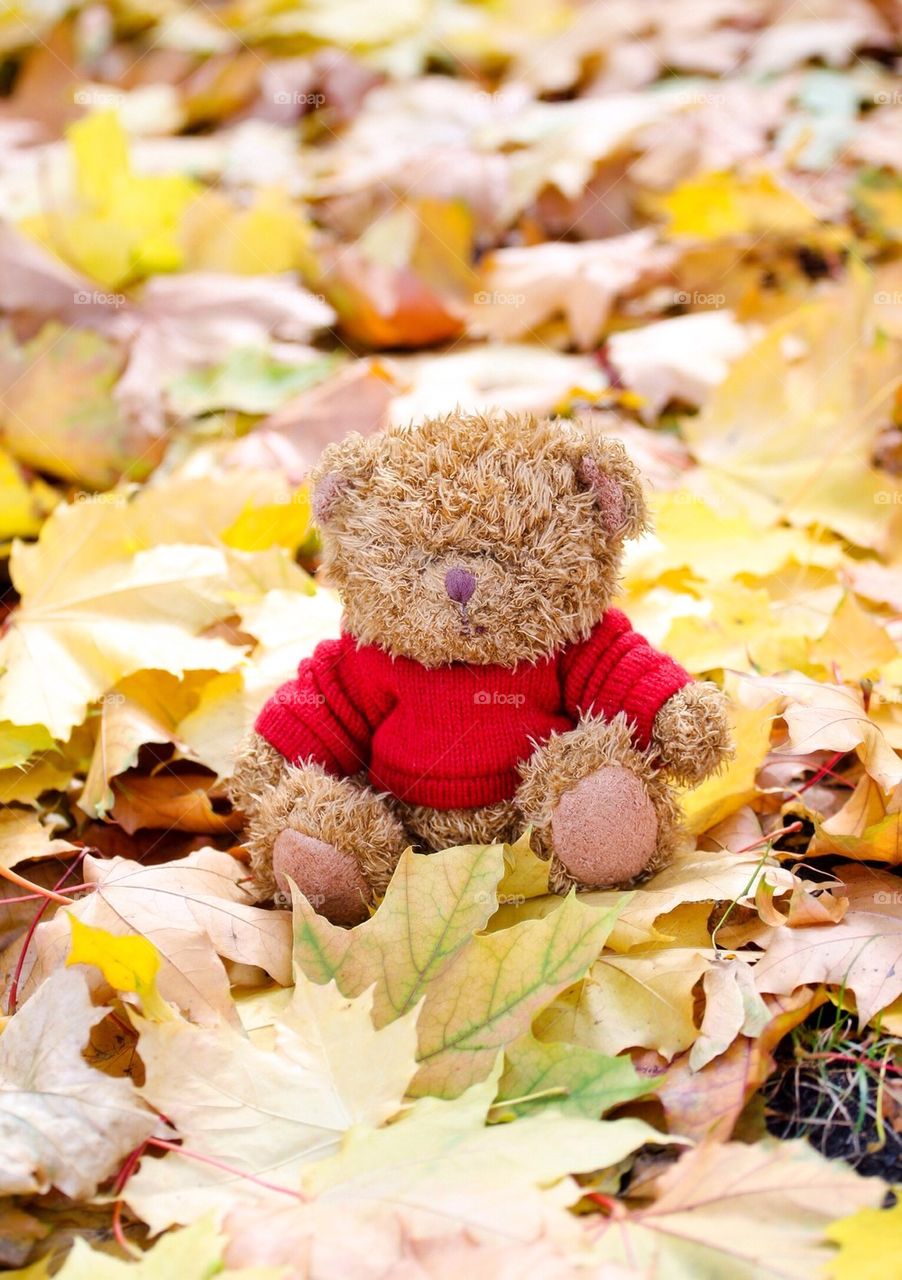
229, 730, 288, 819
650, 681, 733, 786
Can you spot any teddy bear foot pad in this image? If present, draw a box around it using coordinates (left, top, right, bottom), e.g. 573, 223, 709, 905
551, 765, 658, 888
273, 828, 370, 926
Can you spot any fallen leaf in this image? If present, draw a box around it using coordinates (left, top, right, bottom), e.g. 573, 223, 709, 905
470, 230, 675, 349
16, 848, 291, 1025
124, 976, 420, 1233
594, 1139, 885, 1277
824, 1200, 902, 1280
292, 844, 620, 1096
754, 862, 902, 1024
653, 987, 827, 1143
110, 771, 242, 835
738, 673, 902, 793
43, 1214, 289, 1278
302, 1063, 677, 1241
689, 957, 771, 1071
0, 969, 158, 1198
20, 111, 200, 287
0, 500, 244, 742
683, 278, 902, 550
538, 948, 711, 1060
606, 311, 753, 420
495, 1032, 651, 1120
658, 170, 819, 241
0, 324, 164, 489
66, 916, 173, 1023
0, 807, 77, 871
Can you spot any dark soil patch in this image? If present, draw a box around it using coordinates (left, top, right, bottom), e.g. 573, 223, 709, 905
763, 1006, 902, 1181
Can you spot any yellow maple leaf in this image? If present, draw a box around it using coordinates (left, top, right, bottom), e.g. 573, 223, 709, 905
180, 187, 313, 275
825, 1201, 902, 1280
66, 916, 173, 1021
658, 170, 818, 241
0, 448, 56, 548
221, 487, 313, 553
808, 593, 899, 683
20, 112, 200, 287
680, 686, 779, 835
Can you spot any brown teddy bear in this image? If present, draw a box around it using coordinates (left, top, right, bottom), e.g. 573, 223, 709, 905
231, 412, 732, 925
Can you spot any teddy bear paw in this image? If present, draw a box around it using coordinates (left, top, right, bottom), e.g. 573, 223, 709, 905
551, 765, 658, 888
273, 828, 371, 927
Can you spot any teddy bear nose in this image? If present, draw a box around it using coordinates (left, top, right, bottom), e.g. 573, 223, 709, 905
444, 567, 476, 604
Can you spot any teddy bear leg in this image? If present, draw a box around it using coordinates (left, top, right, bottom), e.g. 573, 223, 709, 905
394, 799, 522, 851
242, 761, 408, 925
516, 713, 681, 892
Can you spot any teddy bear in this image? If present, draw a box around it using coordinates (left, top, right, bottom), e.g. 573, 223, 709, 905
230, 412, 732, 925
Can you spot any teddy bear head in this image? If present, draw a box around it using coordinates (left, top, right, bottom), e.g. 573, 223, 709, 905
310, 412, 649, 667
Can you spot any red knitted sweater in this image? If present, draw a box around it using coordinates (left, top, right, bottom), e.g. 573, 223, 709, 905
255, 609, 691, 810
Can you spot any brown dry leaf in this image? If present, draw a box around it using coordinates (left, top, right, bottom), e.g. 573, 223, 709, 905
0, 806, 77, 870
110, 771, 241, 835
649, 987, 826, 1143
14, 848, 290, 1024
315, 199, 475, 348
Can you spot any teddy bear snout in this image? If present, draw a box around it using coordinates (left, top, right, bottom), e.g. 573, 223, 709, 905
444, 567, 477, 605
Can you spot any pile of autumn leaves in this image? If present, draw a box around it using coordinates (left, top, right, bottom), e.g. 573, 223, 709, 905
1, 0, 902, 1275
0, 418, 901, 1277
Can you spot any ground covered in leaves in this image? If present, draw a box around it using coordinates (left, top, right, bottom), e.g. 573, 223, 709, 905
0, 1, 901, 1276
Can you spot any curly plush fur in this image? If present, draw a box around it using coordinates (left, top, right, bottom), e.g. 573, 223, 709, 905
230, 412, 732, 921
309, 413, 648, 668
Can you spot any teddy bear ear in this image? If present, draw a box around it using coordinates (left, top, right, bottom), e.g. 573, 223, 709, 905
311, 471, 350, 524
576, 438, 649, 541
310, 434, 377, 525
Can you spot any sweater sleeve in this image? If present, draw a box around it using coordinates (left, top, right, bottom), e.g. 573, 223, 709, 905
254, 633, 375, 777
560, 609, 692, 749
